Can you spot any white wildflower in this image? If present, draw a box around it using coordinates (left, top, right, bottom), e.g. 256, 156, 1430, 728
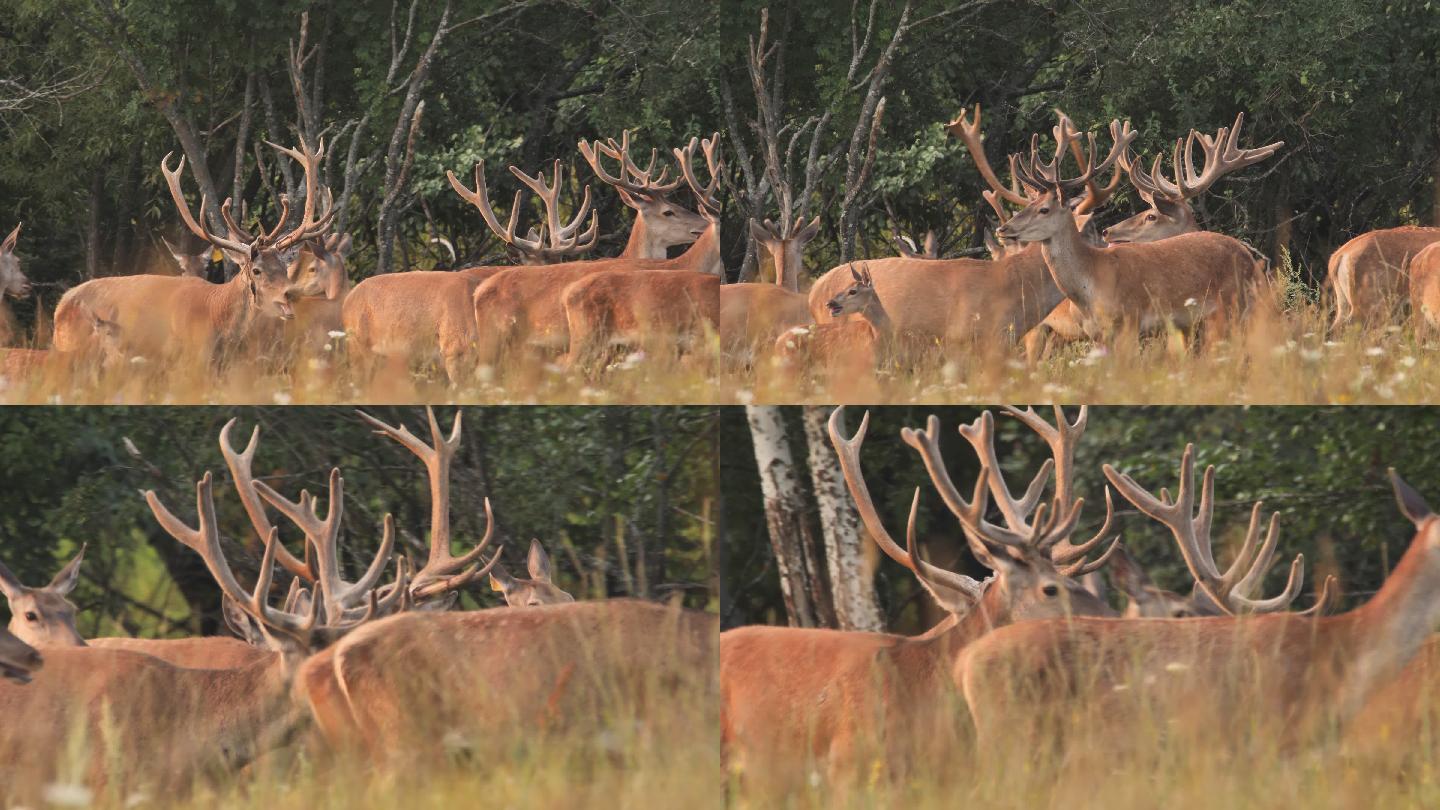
272, 392, 293, 405
42, 782, 93, 807
327, 330, 347, 339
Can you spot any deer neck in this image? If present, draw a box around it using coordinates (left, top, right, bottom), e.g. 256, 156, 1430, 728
1036, 222, 1101, 306
1334, 530, 1440, 720
1006, 246, 1068, 331
675, 220, 722, 277
622, 216, 668, 260
765, 241, 804, 292
860, 298, 893, 337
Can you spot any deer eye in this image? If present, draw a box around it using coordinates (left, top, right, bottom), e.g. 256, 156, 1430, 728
1038, 207, 1050, 215
1147, 214, 1157, 221
1040, 583, 1060, 598
662, 210, 675, 217
24, 612, 38, 622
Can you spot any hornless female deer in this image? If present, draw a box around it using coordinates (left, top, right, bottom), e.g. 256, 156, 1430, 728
995, 119, 1265, 347
473, 135, 724, 371
52, 141, 336, 370
958, 447, 1427, 756
772, 263, 892, 379
342, 159, 597, 386
0, 471, 404, 803
721, 406, 1119, 786
489, 540, 576, 607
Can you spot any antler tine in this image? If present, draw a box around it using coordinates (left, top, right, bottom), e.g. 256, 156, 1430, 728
1295, 574, 1338, 617
1174, 111, 1284, 201
220, 199, 257, 244
219, 418, 314, 581
827, 407, 988, 598
902, 414, 1006, 532
1223, 504, 1310, 613
160, 153, 252, 256
954, 411, 1053, 532
906, 488, 986, 604
945, 104, 1033, 206
674, 133, 722, 215
507, 161, 598, 257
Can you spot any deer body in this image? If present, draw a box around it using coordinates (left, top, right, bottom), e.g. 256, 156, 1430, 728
1407, 241, 1440, 335
959, 472, 1440, 751
341, 268, 499, 385
719, 284, 811, 362
1002, 214, 1260, 342
560, 269, 718, 368
0, 646, 301, 802
297, 600, 718, 761
1330, 226, 1440, 330
807, 248, 1065, 348
87, 636, 274, 669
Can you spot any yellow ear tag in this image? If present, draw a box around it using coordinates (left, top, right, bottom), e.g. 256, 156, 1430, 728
211, 248, 224, 262
489, 576, 503, 592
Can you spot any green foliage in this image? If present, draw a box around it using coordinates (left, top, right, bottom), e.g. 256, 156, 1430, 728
0, 406, 716, 638
723, 406, 1440, 630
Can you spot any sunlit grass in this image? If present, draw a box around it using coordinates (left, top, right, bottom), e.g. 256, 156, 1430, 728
0, 330, 722, 405
727, 295, 1440, 405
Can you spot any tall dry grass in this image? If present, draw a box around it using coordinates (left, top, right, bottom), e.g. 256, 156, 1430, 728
0, 325, 721, 405
725, 628, 1440, 810
729, 275, 1440, 405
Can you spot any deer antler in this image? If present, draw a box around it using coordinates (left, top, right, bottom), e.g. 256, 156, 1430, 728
675, 133, 723, 216
507, 160, 600, 260
578, 130, 684, 197
1103, 444, 1329, 615
355, 407, 503, 602
218, 419, 314, 582
1123, 112, 1283, 205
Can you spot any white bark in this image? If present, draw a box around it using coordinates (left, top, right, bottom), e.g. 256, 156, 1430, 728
745, 405, 827, 627
802, 406, 882, 632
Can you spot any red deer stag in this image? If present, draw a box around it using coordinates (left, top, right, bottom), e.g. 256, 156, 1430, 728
0, 473, 402, 803
52, 140, 336, 369
472, 134, 722, 371
959, 447, 1414, 757
721, 406, 1118, 785
995, 119, 1264, 347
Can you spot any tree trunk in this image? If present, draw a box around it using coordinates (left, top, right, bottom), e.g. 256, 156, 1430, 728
745, 405, 834, 627
85, 172, 103, 279
801, 406, 881, 631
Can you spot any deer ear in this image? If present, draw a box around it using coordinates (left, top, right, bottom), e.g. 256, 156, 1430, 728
1106, 544, 1151, 599
796, 216, 823, 244
47, 544, 85, 595
0, 558, 25, 601
527, 540, 553, 583
615, 188, 649, 209
748, 218, 769, 243
489, 564, 516, 593
1153, 197, 1187, 220
222, 247, 252, 267
1390, 469, 1434, 527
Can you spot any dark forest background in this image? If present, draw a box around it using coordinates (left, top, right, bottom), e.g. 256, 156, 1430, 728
0, 406, 716, 637
0, 0, 1435, 331
722, 406, 1440, 630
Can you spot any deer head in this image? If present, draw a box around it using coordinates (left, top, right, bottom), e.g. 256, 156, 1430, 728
829, 406, 1117, 622
1105, 113, 1282, 244
824, 263, 880, 319
161, 139, 336, 321
489, 540, 575, 606
161, 235, 215, 278
750, 216, 822, 291
0, 545, 88, 647
1108, 543, 1218, 618
996, 116, 1136, 245
288, 232, 352, 301
0, 224, 31, 299
580, 130, 711, 255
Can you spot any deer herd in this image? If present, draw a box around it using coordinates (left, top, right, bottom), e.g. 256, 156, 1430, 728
721, 405, 1440, 788
0, 104, 1435, 394
0, 407, 716, 802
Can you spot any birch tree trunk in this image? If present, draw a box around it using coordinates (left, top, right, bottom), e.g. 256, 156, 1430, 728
745, 405, 834, 627
801, 406, 881, 631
